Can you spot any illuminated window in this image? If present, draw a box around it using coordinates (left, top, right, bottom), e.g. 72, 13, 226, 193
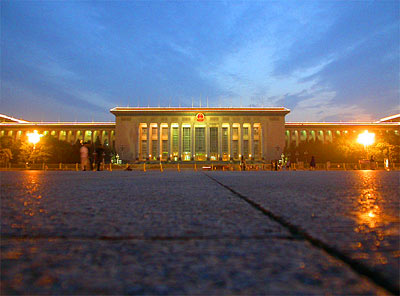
233, 127, 238, 138
60, 131, 67, 141
182, 127, 191, 153
210, 127, 218, 154
162, 127, 168, 137
172, 127, 179, 154
162, 140, 168, 158
243, 127, 249, 136
195, 127, 205, 153
151, 140, 157, 159
232, 141, 238, 159
254, 140, 260, 159
152, 127, 157, 136
141, 140, 147, 159
254, 127, 260, 137
141, 127, 147, 138
222, 127, 229, 154
84, 131, 92, 143
243, 140, 249, 157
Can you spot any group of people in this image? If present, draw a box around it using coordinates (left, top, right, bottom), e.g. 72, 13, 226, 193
271, 155, 317, 171
79, 141, 105, 171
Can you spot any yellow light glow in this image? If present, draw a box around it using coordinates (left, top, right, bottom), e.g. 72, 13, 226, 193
27, 130, 43, 145
357, 130, 375, 147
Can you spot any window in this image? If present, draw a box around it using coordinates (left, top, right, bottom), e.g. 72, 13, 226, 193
162, 127, 168, 137
243, 140, 249, 157
151, 140, 158, 159
232, 141, 238, 159
210, 127, 218, 154
141, 140, 147, 159
141, 128, 147, 138
243, 127, 249, 136
222, 127, 229, 154
253, 127, 259, 137
172, 127, 179, 154
195, 127, 205, 153
233, 127, 238, 138
254, 140, 260, 159
152, 127, 157, 136
183, 127, 191, 153
162, 140, 168, 158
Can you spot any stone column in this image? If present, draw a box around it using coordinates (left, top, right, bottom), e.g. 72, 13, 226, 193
229, 123, 233, 159
205, 124, 210, 159
178, 124, 182, 159
157, 123, 161, 159
146, 123, 150, 158
191, 123, 195, 159
137, 126, 141, 160
168, 124, 171, 158
218, 123, 222, 160
260, 125, 264, 159
240, 123, 244, 157
250, 123, 254, 159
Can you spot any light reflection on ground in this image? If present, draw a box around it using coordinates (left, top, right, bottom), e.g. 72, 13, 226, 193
351, 171, 399, 261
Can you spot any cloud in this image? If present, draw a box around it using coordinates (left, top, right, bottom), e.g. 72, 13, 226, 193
1, 1, 398, 121
284, 89, 373, 122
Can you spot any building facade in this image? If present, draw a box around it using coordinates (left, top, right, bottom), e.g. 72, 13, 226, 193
0, 120, 115, 148
285, 122, 400, 147
110, 107, 290, 161
1, 110, 399, 162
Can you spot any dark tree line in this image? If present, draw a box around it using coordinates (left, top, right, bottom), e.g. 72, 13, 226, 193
0, 135, 115, 165
284, 131, 400, 163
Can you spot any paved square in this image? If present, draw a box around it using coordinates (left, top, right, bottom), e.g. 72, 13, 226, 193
1, 170, 399, 294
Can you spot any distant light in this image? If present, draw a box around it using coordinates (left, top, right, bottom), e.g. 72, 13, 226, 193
27, 130, 42, 145
357, 130, 375, 147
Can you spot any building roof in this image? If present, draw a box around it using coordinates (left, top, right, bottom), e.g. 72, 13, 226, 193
376, 114, 400, 122
0, 122, 115, 128
0, 114, 29, 123
285, 122, 400, 128
110, 106, 291, 116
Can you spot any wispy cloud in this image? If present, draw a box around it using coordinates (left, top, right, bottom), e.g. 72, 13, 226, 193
1, 1, 398, 121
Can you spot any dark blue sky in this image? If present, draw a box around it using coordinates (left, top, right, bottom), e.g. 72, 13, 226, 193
1, 1, 399, 122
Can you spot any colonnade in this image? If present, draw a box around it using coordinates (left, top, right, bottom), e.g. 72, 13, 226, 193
137, 123, 263, 161
0, 128, 115, 147
285, 127, 398, 147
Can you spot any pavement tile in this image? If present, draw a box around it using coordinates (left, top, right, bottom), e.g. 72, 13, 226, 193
1, 238, 387, 295
1, 171, 289, 238
208, 170, 400, 290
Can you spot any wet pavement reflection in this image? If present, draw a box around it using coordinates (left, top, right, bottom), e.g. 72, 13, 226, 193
1, 170, 399, 294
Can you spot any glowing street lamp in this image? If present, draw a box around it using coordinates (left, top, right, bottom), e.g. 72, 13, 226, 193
27, 130, 43, 147
357, 130, 375, 159
357, 130, 375, 148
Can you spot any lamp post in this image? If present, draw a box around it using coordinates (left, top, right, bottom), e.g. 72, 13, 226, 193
26, 130, 43, 165
357, 130, 375, 159
27, 130, 43, 149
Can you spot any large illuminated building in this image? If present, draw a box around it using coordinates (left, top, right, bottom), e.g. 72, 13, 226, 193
1, 108, 399, 162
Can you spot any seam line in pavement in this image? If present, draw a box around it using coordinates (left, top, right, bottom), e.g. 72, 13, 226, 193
0, 234, 297, 241
204, 172, 398, 296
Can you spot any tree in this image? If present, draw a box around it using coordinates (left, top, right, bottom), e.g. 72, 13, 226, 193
0, 136, 21, 163
19, 141, 52, 164
0, 148, 12, 167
